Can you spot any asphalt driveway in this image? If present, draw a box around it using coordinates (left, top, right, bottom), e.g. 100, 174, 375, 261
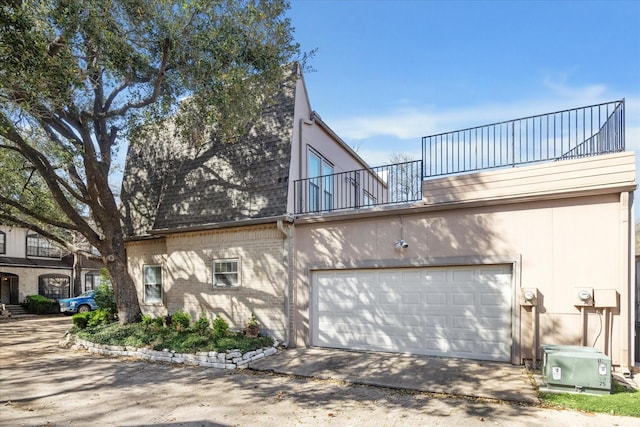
2, 315, 638, 426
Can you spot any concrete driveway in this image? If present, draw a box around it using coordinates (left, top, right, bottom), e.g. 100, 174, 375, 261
249, 347, 539, 404
2, 316, 639, 426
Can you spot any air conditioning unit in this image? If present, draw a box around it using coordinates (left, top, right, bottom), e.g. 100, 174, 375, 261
541, 344, 611, 395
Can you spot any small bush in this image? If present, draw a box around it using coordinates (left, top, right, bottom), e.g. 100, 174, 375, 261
141, 314, 155, 326
87, 309, 113, 327
215, 335, 274, 353
72, 309, 113, 329
171, 310, 191, 331
94, 284, 117, 315
21, 295, 59, 314
72, 311, 92, 329
212, 316, 230, 338
194, 313, 210, 333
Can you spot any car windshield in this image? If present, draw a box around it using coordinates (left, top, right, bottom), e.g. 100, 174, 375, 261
78, 291, 94, 298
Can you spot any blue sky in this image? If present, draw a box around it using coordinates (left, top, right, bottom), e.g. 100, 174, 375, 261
287, 0, 640, 215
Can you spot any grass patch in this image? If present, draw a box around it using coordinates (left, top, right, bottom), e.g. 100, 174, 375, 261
539, 381, 640, 417
73, 321, 273, 354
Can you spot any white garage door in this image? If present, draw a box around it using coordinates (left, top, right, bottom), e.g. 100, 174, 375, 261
312, 265, 513, 362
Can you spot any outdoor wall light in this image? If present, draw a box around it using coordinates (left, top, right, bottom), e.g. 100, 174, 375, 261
523, 290, 536, 301
394, 239, 408, 250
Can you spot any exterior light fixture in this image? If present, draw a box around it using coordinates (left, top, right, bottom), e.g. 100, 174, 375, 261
394, 240, 408, 250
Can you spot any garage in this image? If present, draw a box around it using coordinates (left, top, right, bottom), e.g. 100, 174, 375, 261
312, 265, 513, 362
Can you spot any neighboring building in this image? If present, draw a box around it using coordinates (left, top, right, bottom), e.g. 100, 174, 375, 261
0, 225, 105, 304
121, 65, 636, 370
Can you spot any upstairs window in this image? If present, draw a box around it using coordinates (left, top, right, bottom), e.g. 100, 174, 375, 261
0, 231, 5, 254
26, 233, 61, 258
308, 149, 334, 212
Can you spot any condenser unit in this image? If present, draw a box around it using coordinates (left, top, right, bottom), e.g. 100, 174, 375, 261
541, 344, 611, 395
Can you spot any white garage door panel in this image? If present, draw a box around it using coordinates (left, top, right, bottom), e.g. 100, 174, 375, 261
313, 266, 512, 362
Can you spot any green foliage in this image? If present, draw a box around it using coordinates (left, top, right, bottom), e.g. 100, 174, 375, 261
94, 284, 117, 313
74, 319, 274, 354
540, 381, 640, 417
141, 314, 155, 326
171, 310, 191, 331
72, 311, 91, 329
215, 335, 273, 353
21, 295, 59, 314
247, 313, 259, 327
72, 309, 114, 329
212, 316, 230, 338
87, 309, 113, 327
194, 313, 210, 333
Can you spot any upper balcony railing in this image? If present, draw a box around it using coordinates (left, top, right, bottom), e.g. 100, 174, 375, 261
293, 100, 625, 215
294, 160, 423, 214
421, 99, 625, 178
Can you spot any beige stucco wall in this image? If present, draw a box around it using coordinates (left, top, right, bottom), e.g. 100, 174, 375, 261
126, 224, 289, 341
293, 152, 636, 368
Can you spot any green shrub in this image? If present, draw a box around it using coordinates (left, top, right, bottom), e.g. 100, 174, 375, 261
21, 295, 59, 314
212, 316, 230, 338
72, 311, 92, 329
73, 318, 274, 354
87, 309, 113, 327
215, 335, 274, 352
94, 284, 117, 315
72, 309, 113, 329
194, 313, 210, 333
171, 310, 191, 331
141, 314, 155, 326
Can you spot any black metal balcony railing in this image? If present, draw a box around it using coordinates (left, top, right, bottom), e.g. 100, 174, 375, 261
421, 99, 625, 178
293, 100, 625, 215
294, 160, 422, 214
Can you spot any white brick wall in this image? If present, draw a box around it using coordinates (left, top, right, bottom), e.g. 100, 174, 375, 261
126, 224, 288, 341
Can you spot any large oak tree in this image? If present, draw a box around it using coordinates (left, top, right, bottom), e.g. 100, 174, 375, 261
0, 0, 299, 323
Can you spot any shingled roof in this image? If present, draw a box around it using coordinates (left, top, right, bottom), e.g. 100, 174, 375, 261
121, 65, 299, 237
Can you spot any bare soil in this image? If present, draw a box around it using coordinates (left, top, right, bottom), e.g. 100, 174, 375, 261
1, 315, 637, 426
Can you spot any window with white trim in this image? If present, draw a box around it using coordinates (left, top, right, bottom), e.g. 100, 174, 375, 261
0, 231, 5, 254
85, 273, 99, 291
307, 149, 334, 212
213, 259, 240, 287
143, 265, 163, 303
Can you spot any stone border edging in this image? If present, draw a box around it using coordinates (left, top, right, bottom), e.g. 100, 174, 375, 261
60, 334, 279, 370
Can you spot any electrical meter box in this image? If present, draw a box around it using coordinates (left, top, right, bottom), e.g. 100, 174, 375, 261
541, 345, 611, 395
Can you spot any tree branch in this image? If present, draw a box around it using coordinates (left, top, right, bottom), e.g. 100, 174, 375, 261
100, 38, 171, 119
0, 112, 92, 231
0, 195, 80, 231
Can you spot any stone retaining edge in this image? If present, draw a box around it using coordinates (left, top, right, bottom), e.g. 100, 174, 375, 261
59, 333, 279, 370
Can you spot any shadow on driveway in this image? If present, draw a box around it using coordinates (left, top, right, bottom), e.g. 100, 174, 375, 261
249, 347, 539, 404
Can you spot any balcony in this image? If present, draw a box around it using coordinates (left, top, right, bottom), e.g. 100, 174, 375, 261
294, 160, 422, 215
293, 100, 625, 215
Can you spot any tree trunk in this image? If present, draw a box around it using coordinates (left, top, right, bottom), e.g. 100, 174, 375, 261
100, 226, 141, 324
106, 255, 142, 324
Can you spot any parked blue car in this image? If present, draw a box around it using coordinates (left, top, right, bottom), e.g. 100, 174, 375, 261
59, 290, 99, 314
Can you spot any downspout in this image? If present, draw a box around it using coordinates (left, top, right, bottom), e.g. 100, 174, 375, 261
277, 219, 287, 238
277, 218, 295, 348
